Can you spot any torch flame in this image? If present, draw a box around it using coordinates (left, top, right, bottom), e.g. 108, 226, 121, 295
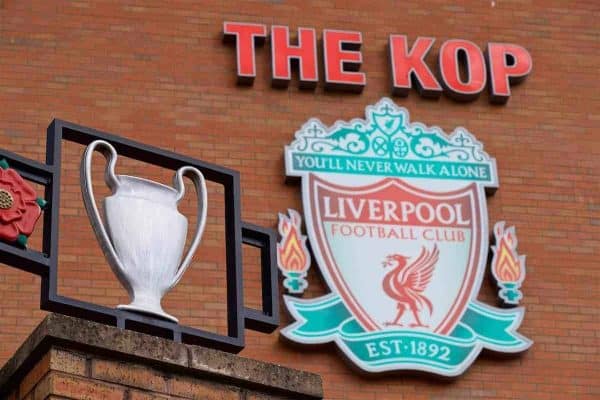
492, 222, 525, 283
277, 209, 311, 273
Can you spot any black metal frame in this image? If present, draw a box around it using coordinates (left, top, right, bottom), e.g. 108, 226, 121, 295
0, 119, 279, 353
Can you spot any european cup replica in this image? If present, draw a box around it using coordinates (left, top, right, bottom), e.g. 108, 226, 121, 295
278, 98, 531, 376
81, 140, 207, 323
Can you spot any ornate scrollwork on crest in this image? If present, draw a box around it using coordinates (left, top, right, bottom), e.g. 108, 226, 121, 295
289, 98, 490, 164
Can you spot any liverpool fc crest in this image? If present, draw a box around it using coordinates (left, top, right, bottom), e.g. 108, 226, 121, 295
277, 98, 531, 376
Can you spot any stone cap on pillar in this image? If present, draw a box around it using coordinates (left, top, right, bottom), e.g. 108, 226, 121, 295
0, 313, 323, 399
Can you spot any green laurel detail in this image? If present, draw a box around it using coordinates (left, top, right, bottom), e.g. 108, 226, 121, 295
16, 234, 28, 248
36, 197, 47, 209
320, 122, 469, 160
286, 100, 497, 182
291, 100, 487, 163
0, 159, 9, 170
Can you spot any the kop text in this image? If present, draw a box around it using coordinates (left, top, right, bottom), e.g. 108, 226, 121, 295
223, 22, 532, 104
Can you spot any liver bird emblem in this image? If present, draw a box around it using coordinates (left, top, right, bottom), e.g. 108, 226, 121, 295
382, 245, 439, 328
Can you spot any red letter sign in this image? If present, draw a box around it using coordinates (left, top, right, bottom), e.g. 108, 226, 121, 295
487, 43, 533, 104
389, 35, 442, 98
323, 30, 366, 92
223, 22, 267, 85
271, 26, 318, 89
439, 39, 487, 101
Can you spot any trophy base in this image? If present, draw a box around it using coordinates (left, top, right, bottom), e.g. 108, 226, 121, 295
117, 303, 179, 324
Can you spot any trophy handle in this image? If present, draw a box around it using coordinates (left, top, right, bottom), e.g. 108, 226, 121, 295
80, 140, 133, 294
169, 166, 208, 290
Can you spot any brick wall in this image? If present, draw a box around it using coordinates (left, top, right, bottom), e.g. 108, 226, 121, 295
0, 0, 598, 399
12, 348, 304, 400
2, 313, 322, 400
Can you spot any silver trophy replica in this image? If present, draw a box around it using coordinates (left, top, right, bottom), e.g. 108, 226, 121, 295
80, 140, 207, 323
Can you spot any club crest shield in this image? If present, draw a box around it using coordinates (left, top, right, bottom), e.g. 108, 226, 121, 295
278, 98, 531, 376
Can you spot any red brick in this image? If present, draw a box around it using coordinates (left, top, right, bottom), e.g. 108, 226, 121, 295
0, 1, 598, 399
34, 372, 125, 400
91, 359, 168, 393
18, 351, 50, 398
169, 376, 239, 400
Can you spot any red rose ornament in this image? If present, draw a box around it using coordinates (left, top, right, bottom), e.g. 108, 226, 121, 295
0, 160, 45, 246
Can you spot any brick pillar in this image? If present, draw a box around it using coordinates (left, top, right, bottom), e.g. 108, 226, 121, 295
0, 314, 323, 399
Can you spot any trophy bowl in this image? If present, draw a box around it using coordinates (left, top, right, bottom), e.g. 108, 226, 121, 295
80, 140, 207, 323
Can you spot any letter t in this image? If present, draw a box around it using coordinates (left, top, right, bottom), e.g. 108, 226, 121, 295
223, 22, 267, 85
